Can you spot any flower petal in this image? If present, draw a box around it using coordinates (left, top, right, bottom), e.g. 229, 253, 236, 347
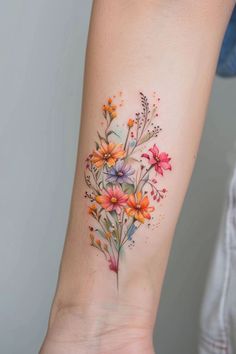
125, 207, 135, 217
106, 175, 118, 182
95, 160, 104, 168
106, 204, 114, 211
135, 211, 145, 223
95, 195, 103, 203
142, 211, 151, 220
120, 176, 133, 184
149, 144, 159, 156
141, 153, 150, 160
100, 142, 109, 154
147, 206, 155, 212
136, 191, 142, 203
140, 195, 149, 208
159, 161, 172, 170
115, 159, 123, 169
127, 194, 136, 208
107, 157, 116, 167
155, 165, 163, 175
115, 206, 122, 214
149, 157, 157, 165
106, 187, 114, 197
108, 142, 117, 153
159, 152, 170, 162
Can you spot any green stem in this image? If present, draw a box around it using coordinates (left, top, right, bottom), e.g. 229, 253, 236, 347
135, 165, 153, 192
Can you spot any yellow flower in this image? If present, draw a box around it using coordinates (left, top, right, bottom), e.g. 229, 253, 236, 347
91, 142, 126, 168
108, 97, 113, 104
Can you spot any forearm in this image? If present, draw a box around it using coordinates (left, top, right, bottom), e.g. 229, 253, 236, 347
41, 1, 234, 353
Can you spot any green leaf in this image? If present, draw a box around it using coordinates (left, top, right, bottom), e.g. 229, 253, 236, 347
143, 173, 149, 183
103, 217, 112, 231
107, 130, 120, 138
109, 210, 119, 221
125, 157, 140, 164
96, 229, 105, 239
95, 168, 102, 180
139, 132, 153, 145
106, 182, 113, 188
122, 183, 135, 194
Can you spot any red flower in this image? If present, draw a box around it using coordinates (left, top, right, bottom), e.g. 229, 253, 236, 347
141, 144, 171, 175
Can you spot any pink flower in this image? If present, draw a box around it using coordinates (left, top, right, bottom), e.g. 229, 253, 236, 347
96, 186, 128, 214
141, 144, 171, 175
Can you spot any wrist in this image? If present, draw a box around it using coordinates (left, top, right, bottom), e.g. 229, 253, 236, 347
41, 298, 155, 354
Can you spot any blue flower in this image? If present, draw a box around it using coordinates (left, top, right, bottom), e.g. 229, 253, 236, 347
105, 160, 135, 184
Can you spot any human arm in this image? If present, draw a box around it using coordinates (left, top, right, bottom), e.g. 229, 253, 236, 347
40, 1, 234, 353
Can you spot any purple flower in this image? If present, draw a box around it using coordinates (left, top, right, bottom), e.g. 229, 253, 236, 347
105, 160, 134, 184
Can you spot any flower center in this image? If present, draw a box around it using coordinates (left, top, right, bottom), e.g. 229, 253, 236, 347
110, 197, 117, 203
104, 153, 111, 160
155, 156, 160, 163
136, 204, 141, 209
117, 171, 124, 176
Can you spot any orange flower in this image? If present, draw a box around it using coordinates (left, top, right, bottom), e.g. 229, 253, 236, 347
103, 105, 109, 112
103, 97, 117, 119
127, 118, 134, 128
91, 142, 126, 168
107, 105, 116, 112
125, 191, 155, 223
95, 239, 101, 247
107, 105, 117, 119
88, 204, 97, 215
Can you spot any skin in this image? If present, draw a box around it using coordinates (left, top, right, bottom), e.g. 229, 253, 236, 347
40, 1, 235, 353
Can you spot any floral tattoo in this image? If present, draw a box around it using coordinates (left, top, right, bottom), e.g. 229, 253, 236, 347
84, 92, 172, 288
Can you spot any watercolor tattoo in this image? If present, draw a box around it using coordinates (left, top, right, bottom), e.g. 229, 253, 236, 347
84, 92, 172, 287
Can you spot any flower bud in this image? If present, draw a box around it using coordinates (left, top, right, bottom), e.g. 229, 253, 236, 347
111, 111, 117, 119
95, 239, 101, 247
127, 118, 134, 128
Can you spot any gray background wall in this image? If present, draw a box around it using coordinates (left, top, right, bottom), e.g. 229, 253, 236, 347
0, 1, 235, 354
